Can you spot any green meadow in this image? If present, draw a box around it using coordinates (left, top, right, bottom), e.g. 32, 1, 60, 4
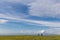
0, 35, 60, 40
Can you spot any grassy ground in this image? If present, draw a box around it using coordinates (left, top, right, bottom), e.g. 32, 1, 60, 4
0, 35, 60, 40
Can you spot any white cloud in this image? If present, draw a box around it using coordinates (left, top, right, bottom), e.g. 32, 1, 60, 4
29, 0, 60, 18
0, 19, 8, 24
17, 19, 60, 27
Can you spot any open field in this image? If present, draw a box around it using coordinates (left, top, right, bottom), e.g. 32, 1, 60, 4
0, 35, 60, 40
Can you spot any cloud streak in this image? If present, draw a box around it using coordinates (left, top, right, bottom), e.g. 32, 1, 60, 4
20, 19, 60, 27
0, 19, 8, 24
0, 13, 60, 28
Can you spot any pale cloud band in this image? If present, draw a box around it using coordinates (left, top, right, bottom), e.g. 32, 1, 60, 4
0, 29, 45, 35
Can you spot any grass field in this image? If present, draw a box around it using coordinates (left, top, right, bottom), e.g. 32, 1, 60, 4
0, 35, 60, 40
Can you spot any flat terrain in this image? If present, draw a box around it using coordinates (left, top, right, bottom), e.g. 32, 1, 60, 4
0, 35, 60, 40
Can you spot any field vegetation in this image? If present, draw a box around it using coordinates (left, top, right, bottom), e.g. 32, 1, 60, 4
0, 35, 60, 40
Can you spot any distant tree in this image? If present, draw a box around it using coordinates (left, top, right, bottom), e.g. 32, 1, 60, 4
41, 33, 43, 36
38, 33, 43, 36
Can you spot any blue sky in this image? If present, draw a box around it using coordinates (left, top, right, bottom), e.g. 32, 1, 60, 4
0, 0, 60, 35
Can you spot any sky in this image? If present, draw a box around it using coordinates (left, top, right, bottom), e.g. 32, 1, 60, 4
0, 0, 60, 35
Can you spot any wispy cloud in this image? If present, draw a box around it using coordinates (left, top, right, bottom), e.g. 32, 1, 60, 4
29, 0, 60, 18
0, 19, 8, 24
0, 12, 60, 27
14, 18, 60, 27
